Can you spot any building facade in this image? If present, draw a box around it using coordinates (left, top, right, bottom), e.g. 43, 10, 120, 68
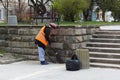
0, 3, 5, 23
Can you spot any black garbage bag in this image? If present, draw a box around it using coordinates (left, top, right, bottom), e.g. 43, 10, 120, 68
65, 54, 81, 71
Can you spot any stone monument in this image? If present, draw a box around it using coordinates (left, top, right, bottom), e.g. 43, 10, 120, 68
8, 15, 18, 26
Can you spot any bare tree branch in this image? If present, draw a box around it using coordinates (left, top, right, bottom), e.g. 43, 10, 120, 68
0, 0, 8, 10
44, 0, 52, 5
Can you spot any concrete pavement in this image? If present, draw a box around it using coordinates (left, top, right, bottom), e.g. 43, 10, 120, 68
0, 61, 120, 80
0, 61, 65, 80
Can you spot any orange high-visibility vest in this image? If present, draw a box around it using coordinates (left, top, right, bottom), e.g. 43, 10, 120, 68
35, 26, 48, 46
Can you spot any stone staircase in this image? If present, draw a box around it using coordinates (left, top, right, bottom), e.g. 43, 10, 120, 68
86, 30, 120, 69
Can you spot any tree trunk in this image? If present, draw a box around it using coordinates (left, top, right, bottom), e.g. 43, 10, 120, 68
102, 10, 105, 22
83, 9, 89, 21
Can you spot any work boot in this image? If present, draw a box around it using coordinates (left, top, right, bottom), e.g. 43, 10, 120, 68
40, 61, 48, 65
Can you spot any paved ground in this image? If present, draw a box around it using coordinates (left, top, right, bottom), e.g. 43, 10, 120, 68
0, 61, 120, 80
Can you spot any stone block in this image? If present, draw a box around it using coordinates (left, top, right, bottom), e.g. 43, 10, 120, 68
90, 28, 99, 34
21, 48, 38, 55
8, 28, 18, 34
9, 48, 37, 55
51, 43, 63, 49
18, 28, 30, 35
7, 41, 30, 48
28, 28, 40, 35
87, 35, 92, 40
53, 36, 64, 42
86, 29, 92, 34
63, 43, 82, 49
75, 36, 83, 42
75, 29, 82, 35
0, 34, 8, 40
0, 40, 6, 46
52, 49, 74, 57
58, 28, 75, 36
81, 29, 87, 34
29, 42, 37, 48
75, 28, 87, 35
23, 55, 38, 60
81, 42, 87, 48
82, 35, 89, 41
72, 43, 82, 49
63, 36, 75, 43
0, 28, 8, 34
11, 35, 22, 41
21, 35, 35, 42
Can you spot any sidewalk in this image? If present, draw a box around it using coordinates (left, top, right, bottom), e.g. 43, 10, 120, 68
0, 61, 120, 80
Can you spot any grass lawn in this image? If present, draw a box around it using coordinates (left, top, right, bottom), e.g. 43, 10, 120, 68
0, 21, 120, 27
57, 21, 120, 26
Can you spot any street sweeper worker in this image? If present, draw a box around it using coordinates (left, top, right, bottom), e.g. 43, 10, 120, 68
35, 23, 57, 65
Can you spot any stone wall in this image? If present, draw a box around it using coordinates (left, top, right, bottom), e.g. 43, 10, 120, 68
0, 26, 99, 62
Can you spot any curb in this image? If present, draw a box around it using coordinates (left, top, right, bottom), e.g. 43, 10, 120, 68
0, 58, 24, 64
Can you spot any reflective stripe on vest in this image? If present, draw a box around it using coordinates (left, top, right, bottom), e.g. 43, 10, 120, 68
35, 26, 48, 46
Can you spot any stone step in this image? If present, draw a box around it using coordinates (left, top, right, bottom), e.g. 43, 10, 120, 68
87, 42, 120, 48
90, 38, 120, 43
100, 25, 120, 30
89, 52, 120, 59
96, 30, 120, 34
86, 47, 120, 53
90, 57, 120, 64
86, 30, 120, 68
92, 34, 120, 39
90, 62, 120, 69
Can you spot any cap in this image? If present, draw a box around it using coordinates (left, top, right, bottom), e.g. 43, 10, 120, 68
49, 23, 57, 29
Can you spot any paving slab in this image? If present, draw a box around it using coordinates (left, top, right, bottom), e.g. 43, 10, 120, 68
0, 61, 120, 80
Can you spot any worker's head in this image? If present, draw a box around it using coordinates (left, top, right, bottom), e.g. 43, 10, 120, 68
49, 23, 57, 29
